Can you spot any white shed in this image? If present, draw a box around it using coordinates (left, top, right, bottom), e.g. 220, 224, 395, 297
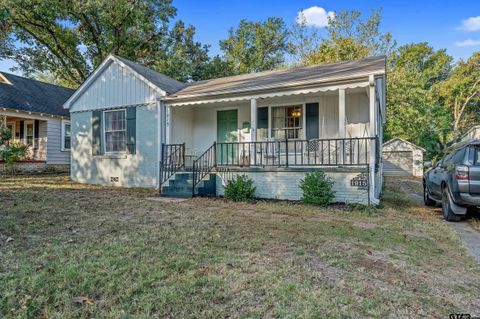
382, 138, 425, 177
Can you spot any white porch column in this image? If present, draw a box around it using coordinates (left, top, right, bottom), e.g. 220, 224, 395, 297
368, 75, 377, 204
338, 89, 345, 164
250, 98, 257, 142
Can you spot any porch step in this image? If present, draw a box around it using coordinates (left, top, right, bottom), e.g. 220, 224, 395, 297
160, 172, 216, 198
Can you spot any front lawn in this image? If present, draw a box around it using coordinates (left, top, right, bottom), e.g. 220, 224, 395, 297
1, 175, 479, 318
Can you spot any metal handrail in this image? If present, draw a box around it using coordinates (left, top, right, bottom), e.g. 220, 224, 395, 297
215, 137, 376, 167
192, 142, 216, 195
159, 143, 185, 188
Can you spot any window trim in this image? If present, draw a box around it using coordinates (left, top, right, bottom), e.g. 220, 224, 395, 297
24, 120, 35, 148
102, 109, 127, 154
61, 119, 71, 151
270, 104, 305, 140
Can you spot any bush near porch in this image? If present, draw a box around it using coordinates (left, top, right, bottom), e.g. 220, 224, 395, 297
1, 175, 479, 318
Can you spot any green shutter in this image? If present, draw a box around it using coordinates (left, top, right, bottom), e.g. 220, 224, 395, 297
257, 107, 268, 129
306, 103, 319, 140
92, 111, 102, 156
34, 120, 39, 149
126, 107, 136, 154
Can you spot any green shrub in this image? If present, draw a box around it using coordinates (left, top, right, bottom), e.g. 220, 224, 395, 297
224, 174, 256, 201
299, 171, 335, 206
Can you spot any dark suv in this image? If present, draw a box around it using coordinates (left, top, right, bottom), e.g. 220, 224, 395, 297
423, 140, 480, 221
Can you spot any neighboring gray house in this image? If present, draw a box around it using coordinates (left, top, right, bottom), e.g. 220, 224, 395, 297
64, 55, 386, 205
383, 138, 425, 177
0, 72, 74, 171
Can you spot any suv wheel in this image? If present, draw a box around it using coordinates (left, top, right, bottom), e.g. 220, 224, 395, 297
442, 187, 461, 222
423, 184, 436, 207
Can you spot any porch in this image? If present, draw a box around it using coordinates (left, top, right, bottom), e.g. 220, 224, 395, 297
1, 115, 48, 162
159, 82, 383, 203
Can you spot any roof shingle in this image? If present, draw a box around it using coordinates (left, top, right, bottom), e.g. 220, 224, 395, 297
0, 73, 74, 117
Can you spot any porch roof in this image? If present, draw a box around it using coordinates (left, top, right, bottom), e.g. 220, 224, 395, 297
164, 56, 386, 103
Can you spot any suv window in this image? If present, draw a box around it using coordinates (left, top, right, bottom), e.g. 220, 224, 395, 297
451, 148, 466, 164
473, 146, 480, 165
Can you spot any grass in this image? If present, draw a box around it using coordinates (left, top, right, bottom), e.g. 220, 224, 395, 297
1, 174, 479, 318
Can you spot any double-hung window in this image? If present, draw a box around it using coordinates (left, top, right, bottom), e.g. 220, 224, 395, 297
62, 120, 71, 150
271, 105, 303, 139
104, 109, 126, 153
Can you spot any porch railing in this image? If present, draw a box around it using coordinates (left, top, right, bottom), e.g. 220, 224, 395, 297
216, 137, 376, 167
159, 143, 185, 187
192, 142, 216, 193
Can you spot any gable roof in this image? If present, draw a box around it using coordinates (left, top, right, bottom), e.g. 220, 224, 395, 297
0, 72, 74, 117
114, 56, 186, 94
383, 138, 426, 152
64, 54, 187, 109
166, 56, 386, 101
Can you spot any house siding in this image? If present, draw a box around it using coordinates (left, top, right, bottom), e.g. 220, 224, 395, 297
69, 61, 159, 113
216, 169, 369, 204
70, 104, 159, 187
46, 117, 70, 165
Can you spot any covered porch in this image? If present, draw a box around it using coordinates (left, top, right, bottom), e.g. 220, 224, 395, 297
1, 114, 48, 162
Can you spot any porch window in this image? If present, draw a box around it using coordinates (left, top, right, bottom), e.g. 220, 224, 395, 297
103, 109, 126, 153
271, 105, 303, 139
24, 121, 34, 148
62, 120, 71, 151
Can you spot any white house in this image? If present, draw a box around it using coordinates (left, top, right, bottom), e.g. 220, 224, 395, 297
0, 72, 74, 172
383, 138, 425, 177
64, 55, 386, 205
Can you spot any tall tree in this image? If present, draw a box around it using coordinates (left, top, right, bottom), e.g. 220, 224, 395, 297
0, 0, 210, 86
385, 43, 453, 158
219, 17, 292, 74
294, 8, 396, 65
434, 52, 480, 137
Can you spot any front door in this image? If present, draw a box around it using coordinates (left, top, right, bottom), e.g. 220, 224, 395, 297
217, 109, 238, 164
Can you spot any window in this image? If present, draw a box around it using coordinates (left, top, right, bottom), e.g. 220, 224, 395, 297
24, 121, 34, 147
62, 120, 71, 151
271, 105, 303, 139
473, 146, 480, 165
104, 109, 126, 153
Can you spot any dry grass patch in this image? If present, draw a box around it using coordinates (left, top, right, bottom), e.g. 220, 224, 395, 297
1, 174, 479, 318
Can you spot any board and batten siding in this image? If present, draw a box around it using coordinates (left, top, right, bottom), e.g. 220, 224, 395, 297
46, 117, 70, 164
69, 61, 160, 112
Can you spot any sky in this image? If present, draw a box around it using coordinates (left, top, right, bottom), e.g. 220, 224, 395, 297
1, 0, 479, 74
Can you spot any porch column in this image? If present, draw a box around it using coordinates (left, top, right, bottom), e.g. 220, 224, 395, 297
250, 98, 257, 142
338, 89, 345, 164
368, 75, 377, 204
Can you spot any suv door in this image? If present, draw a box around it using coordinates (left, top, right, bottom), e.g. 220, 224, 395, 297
430, 158, 444, 197
468, 145, 480, 194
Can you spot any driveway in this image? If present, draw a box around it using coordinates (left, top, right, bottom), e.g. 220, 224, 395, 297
399, 178, 480, 262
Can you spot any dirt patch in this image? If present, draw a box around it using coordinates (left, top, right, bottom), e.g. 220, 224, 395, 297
145, 196, 190, 203
404, 230, 433, 239
352, 221, 377, 229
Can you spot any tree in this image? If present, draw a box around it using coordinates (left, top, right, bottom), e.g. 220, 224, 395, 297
219, 17, 292, 74
385, 43, 453, 159
434, 52, 480, 137
0, 0, 210, 86
293, 8, 396, 65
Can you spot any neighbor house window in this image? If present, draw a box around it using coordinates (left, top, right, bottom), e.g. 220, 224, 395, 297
62, 120, 71, 151
24, 121, 35, 147
271, 105, 303, 139
104, 109, 126, 153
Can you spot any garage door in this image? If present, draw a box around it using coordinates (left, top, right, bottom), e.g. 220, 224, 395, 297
383, 151, 413, 176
